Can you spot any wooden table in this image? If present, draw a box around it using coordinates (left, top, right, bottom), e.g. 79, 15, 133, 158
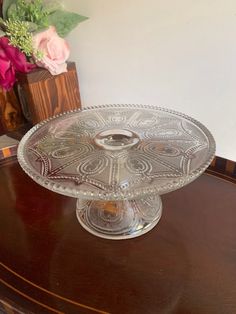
0, 157, 236, 314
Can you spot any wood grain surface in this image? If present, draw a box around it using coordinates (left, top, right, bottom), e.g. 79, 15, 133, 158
208, 156, 236, 183
0, 87, 25, 135
17, 62, 81, 125
0, 157, 236, 313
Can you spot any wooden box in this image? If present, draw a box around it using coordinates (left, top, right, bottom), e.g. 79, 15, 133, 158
17, 62, 81, 125
0, 87, 26, 135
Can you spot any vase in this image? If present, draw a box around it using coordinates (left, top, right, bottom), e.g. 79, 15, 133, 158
16, 62, 81, 125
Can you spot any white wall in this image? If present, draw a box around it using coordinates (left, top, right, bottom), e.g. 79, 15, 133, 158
66, 0, 236, 161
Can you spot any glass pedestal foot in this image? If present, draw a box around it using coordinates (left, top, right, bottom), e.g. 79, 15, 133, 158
76, 194, 162, 240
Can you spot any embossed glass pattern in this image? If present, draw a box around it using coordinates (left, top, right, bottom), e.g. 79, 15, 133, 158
18, 105, 215, 239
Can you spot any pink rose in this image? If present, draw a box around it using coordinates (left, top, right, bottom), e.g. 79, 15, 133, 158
32, 26, 70, 75
0, 37, 35, 90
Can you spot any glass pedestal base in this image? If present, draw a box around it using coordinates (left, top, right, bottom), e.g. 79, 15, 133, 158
76, 195, 162, 240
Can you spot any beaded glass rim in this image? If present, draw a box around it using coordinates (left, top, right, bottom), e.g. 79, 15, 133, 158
17, 104, 216, 200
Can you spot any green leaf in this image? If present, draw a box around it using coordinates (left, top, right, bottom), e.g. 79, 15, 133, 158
43, 0, 63, 14
0, 30, 5, 37
6, 3, 17, 19
47, 10, 88, 37
2, 0, 16, 19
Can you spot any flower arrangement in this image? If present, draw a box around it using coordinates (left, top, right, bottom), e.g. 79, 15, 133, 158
0, 0, 87, 90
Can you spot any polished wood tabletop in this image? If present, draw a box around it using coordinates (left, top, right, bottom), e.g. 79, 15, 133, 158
0, 157, 236, 314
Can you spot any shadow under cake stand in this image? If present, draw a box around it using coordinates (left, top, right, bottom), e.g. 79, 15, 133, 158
17, 105, 216, 240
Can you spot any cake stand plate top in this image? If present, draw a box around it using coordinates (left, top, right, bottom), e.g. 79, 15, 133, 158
17, 104, 216, 200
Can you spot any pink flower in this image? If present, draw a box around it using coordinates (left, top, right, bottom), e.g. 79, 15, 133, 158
32, 26, 70, 75
0, 37, 35, 90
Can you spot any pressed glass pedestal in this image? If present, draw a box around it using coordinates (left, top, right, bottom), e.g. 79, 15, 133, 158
17, 105, 215, 240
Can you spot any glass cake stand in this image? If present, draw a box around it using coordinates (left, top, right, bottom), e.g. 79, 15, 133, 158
17, 105, 216, 240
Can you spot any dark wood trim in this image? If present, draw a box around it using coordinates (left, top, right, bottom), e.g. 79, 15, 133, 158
206, 156, 236, 183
